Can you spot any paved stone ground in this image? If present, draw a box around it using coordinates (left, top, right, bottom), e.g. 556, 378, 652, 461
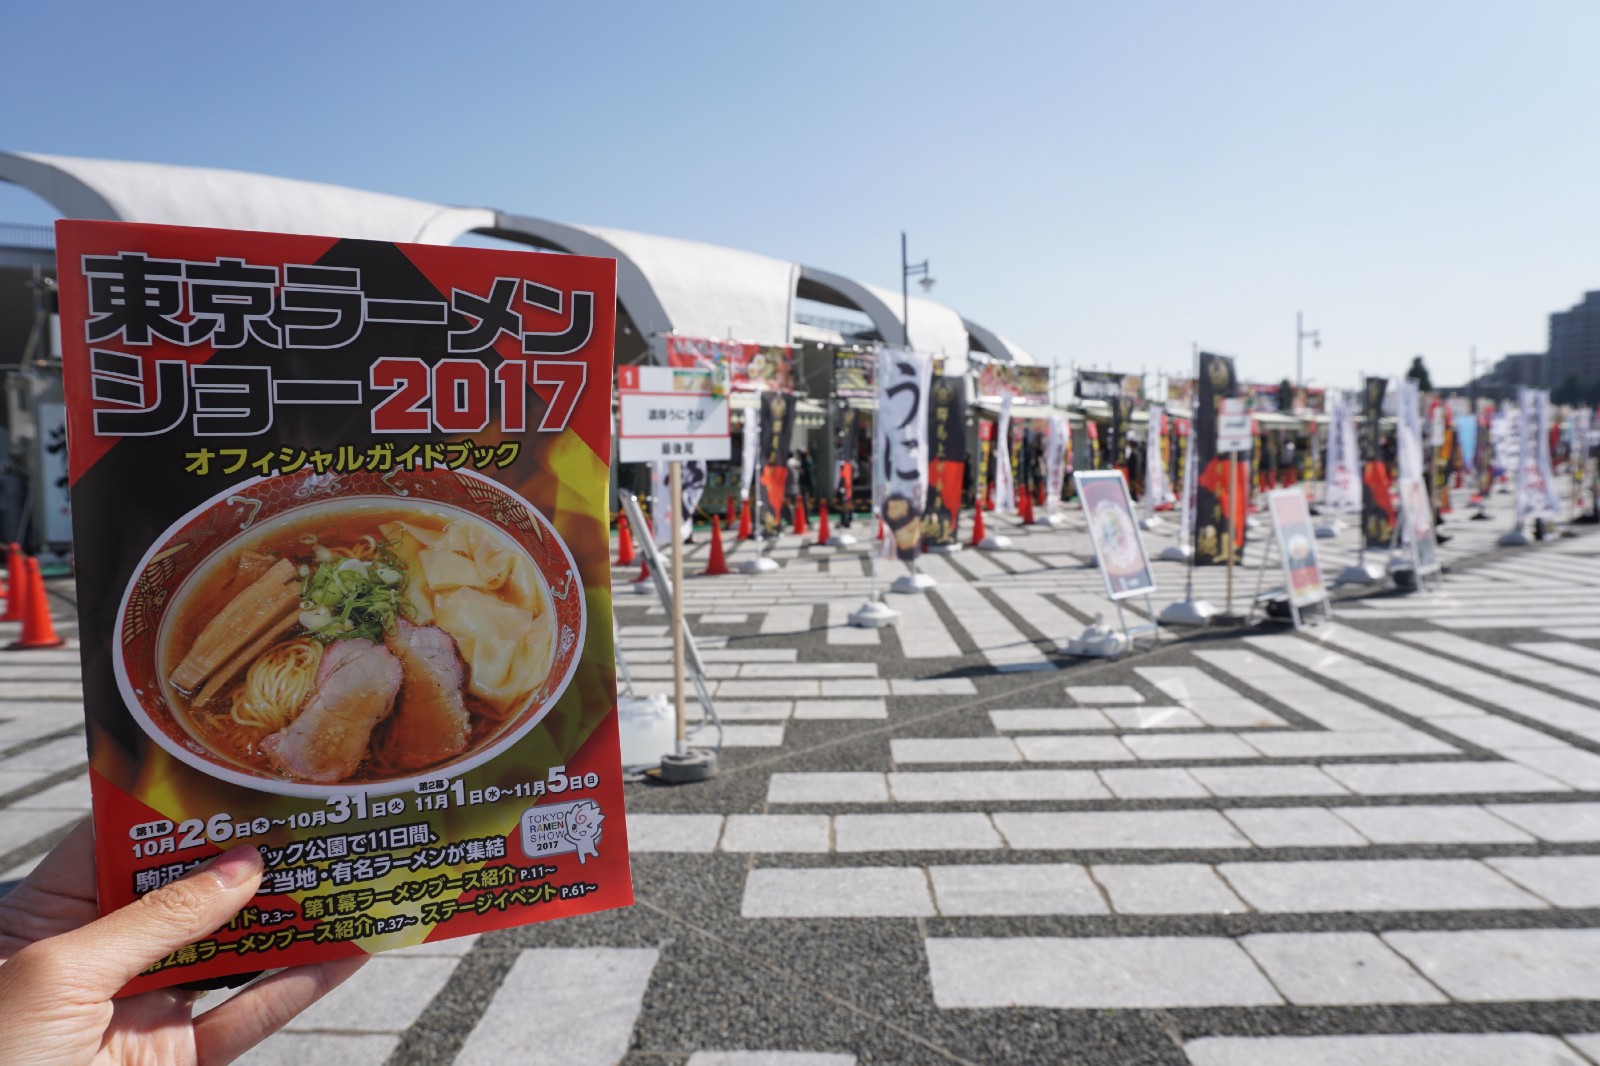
6, 488, 1600, 1064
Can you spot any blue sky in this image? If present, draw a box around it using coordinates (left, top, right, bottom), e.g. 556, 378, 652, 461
4, 1, 1597, 390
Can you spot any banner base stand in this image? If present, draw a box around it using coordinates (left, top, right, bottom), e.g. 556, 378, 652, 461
1045, 513, 1070, 529
978, 535, 1012, 551
1314, 518, 1344, 539
633, 579, 656, 595
1158, 597, 1215, 627
849, 599, 900, 628
1213, 611, 1254, 627
1335, 561, 1386, 585
891, 571, 938, 594
1158, 543, 1193, 562
825, 532, 859, 547
659, 748, 718, 784
1497, 525, 1531, 547
740, 556, 780, 573
927, 542, 964, 553
1059, 617, 1130, 658
1139, 515, 1164, 531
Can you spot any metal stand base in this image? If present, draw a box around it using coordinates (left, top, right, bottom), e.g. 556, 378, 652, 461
1335, 561, 1386, 586
1139, 515, 1164, 531
1059, 619, 1130, 657
927, 541, 963, 552
978, 535, 1012, 551
659, 748, 718, 784
825, 532, 858, 547
849, 599, 900, 628
1158, 597, 1216, 626
1158, 543, 1193, 562
740, 555, 780, 573
1498, 525, 1530, 547
890, 571, 938, 594
1213, 611, 1254, 627
1044, 513, 1069, 528
1314, 518, 1344, 539
632, 578, 655, 595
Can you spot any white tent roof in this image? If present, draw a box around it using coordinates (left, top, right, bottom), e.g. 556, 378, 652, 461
0, 152, 493, 244
581, 225, 797, 347
860, 282, 971, 375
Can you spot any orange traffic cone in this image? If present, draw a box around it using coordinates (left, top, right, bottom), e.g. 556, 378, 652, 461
970, 503, 988, 547
1019, 489, 1035, 525
1, 545, 23, 623
738, 498, 753, 541
815, 501, 832, 546
7, 557, 62, 649
634, 556, 651, 586
725, 495, 737, 524
794, 497, 808, 536
876, 517, 885, 542
702, 516, 730, 576
617, 519, 635, 567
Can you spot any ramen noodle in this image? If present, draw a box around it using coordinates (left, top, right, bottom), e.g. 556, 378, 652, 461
160, 503, 555, 784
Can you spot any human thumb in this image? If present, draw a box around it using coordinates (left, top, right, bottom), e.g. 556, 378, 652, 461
36, 843, 263, 999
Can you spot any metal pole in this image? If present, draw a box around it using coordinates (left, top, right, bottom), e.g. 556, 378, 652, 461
1296, 311, 1303, 390
670, 460, 687, 755
1225, 449, 1237, 615
901, 231, 910, 347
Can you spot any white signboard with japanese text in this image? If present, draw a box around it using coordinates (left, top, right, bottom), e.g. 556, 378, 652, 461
1217, 398, 1252, 454
617, 365, 731, 463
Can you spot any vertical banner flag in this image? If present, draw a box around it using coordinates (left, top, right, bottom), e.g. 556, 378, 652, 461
1362, 376, 1395, 547
651, 461, 671, 544
1534, 389, 1562, 517
1107, 395, 1128, 471
1193, 351, 1246, 565
835, 403, 859, 513
1143, 404, 1176, 513
1454, 398, 1477, 479
977, 420, 993, 508
1045, 410, 1070, 514
1178, 416, 1198, 546
757, 391, 795, 535
1397, 379, 1424, 484
1323, 391, 1362, 514
1574, 406, 1593, 514
741, 406, 759, 502
56, 220, 631, 993
650, 459, 704, 541
922, 376, 968, 547
995, 395, 1016, 514
875, 346, 933, 561
1515, 388, 1538, 520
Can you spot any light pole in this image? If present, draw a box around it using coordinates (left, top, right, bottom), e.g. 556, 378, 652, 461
1296, 311, 1320, 390
901, 231, 933, 347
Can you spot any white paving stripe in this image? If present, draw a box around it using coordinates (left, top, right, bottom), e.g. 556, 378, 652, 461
1184, 1033, 1585, 1066
917, 554, 1054, 672
453, 948, 659, 1066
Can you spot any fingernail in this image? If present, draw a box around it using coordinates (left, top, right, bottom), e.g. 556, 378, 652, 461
197, 844, 263, 889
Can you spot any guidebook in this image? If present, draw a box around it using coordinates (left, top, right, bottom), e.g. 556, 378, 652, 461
55, 220, 633, 993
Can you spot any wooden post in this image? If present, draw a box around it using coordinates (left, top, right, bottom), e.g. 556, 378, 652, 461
669, 459, 686, 753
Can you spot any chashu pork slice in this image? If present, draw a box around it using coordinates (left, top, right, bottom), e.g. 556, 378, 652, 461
262, 638, 401, 782
375, 620, 472, 770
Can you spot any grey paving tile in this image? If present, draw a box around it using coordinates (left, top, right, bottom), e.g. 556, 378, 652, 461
1239, 932, 1446, 1005
926, 936, 1282, 1008
453, 948, 658, 1065
889, 678, 978, 696
234, 1035, 399, 1066
742, 868, 934, 918
834, 813, 1001, 852
1486, 856, 1600, 907
1323, 761, 1569, 795
1184, 1033, 1584, 1066
988, 708, 1112, 732
626, 813, 724, 853
1099, 767, 1209, 799
1103, 705, 1206, 730
720, 815, 831, 853
887, 770, 1108, 803
790, 699, 887, 720
1220, 859, 1548, 913
767, 773, 887, 805
0, 735, 87, 773
1508, 748, 1600, 790
1385, 929, 1600, 1002
1332, 805, 1537, 845
1065, 684, 1144, 704
7, 775, 91, 812
1241, 731, 1454, 758
1488, 802, 1600, 842
995, 810, 1251, 851
286, 955, 460, 1033
1091, 863, 1247, 914
687, 1054, 856, 1066
0, 808, 80, 856
929, 863, 1108, 916
891, 737, 1018, 764
1188, 765, 1347, 797
1013, 735, 1135, 763
1123, 733, 1263, 761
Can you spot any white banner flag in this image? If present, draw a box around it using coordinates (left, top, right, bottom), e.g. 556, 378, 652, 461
651, 460, 703, 542
1515, 388, 1551, 520
1045, 410, 1069, 513
1536, 389, 1561, 517
740, 406, 759, 501
994, 395, 1016, 515
1397, 379, 1424, 484
874, 346, 934, 561
1575, 407, 1593, 515
1492, 408, 1514, 481
1143, 405, 1176, 513
1178, 416, 1197, 545
1323, 392, 1362, 514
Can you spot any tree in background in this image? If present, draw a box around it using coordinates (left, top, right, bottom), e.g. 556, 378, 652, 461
1406, 355, 1433, 393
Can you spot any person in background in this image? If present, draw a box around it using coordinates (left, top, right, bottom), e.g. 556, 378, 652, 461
0, 820, 365, 1066
798, 449, 816, 509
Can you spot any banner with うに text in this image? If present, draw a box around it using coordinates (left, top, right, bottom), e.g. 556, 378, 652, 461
1045, 410, 1070, 512
874, 346, 933, 561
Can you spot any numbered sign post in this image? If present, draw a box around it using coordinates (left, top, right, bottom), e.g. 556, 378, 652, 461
1257, 487, 1334, 628
1216, 398, 1253, 620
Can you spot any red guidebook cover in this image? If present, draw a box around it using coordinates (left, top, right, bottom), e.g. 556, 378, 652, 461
55, 220, 632, 994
